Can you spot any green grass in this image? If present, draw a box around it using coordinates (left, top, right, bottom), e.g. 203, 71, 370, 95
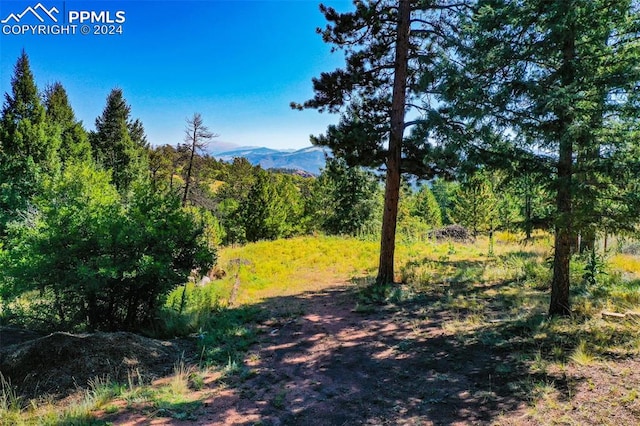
173, 233, 640, 369
5, 232, 640, 423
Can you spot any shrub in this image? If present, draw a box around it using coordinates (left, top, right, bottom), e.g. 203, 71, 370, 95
2, 163, 216, 332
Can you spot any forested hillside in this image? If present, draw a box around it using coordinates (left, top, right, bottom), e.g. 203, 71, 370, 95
1, 0, 640, 423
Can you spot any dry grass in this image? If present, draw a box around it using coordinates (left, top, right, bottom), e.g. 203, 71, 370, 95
610, 254, 640, 278
6, 232, 640, 424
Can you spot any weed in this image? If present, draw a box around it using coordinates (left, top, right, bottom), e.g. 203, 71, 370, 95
189, 372, 205, 391
621, 389, 639, 404
550, 345, 565, 361
530, 349, 548, 373
222, 356, 242, 376
570, 341, 596, 366
86, 376, 124, 407
127, 368, 144, 391
525, 378, 557, 402
0, 373, 21, 413
272, 390, 286, 409
170, 360, 192, 395
447, 242, 456, 255
357, 282, 392, 305
581, 248, 608, 291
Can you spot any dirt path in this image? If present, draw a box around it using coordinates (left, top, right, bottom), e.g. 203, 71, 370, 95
137, 283, 530, 425
103, 280, 640, 425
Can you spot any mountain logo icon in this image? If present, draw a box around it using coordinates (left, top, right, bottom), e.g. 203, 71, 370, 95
1, 3, 59, 24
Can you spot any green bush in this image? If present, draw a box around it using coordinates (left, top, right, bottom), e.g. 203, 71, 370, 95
2, 162, 215, 332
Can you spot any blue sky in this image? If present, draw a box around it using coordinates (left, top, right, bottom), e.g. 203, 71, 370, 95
0, 0, 352, 150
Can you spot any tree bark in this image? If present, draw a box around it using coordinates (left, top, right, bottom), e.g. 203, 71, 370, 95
376, 0, 411, 286
549, 12, 576, 316
182, 128, 197, 207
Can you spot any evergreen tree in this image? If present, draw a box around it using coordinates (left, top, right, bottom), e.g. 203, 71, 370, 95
0, 51, 60, 233
448, 0, 640, 314
241, 170, 303, 242
431, 178, 459, 226
181, 113, 217, 206
4, 163, 215, 331
1, 51, 60, 169
512, 172, 554, 239
450, 172, 498, 237
128, 118, 149, 150
294, 0, 464, 286
149, 144, 179, 190
411, 185, 442, 229
314, 156, 379, 236
2, 51, 41, 130
216, 157, 257, 244
44, 82, 92, 163
91, 88, 148, 192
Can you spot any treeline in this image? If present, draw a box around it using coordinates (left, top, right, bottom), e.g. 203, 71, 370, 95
150, 136, 557, 246
0, 52, 215, 332
0, 52, 392, 333
150, 149, 381, 243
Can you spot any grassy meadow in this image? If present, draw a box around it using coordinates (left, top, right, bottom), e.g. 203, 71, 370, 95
4, 232, 640, 424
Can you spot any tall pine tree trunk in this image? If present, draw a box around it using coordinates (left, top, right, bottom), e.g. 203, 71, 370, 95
550, 166, 572, 315
549, 14, 576, 316
376, 0, 411, 286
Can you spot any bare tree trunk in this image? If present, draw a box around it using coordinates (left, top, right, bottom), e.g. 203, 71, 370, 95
376, 0, 411, 286
181, 114, 216, 206
549, 16, 575, 317
182, 129, 197, 207
550, 205, 572, 315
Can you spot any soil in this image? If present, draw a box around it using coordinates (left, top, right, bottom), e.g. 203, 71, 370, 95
3, 282, 640, 425
0, 327, 196, 399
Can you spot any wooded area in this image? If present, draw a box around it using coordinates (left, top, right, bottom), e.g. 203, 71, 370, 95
1, 0, 640, 423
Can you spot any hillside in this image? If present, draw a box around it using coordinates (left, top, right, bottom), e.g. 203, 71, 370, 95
5, 235, 640, 424
214, 146, 328, 175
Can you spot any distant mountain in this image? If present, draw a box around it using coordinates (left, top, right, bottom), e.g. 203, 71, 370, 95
214, 146, 328, 175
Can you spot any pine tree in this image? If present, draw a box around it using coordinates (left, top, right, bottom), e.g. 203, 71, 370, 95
450, 172, 498, 237
314, 156, 379, 236
91, 88, 148, 191
294, 0, 464, 286
412, 185, 442, 229
181, 113, 217, 206
44, 82, 92, 163
431, 178, 459, 226
2, 51, 41, 129
241, 170, 303, 242
216, 158, 258, 244
0, 51, 60, 233
149, 144, 178, 190
1, 51, 60, 169
448, 0, 640, 314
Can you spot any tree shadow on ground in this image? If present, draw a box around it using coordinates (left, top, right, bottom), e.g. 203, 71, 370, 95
91, 249, 640, 425
158, 277, 597, 426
